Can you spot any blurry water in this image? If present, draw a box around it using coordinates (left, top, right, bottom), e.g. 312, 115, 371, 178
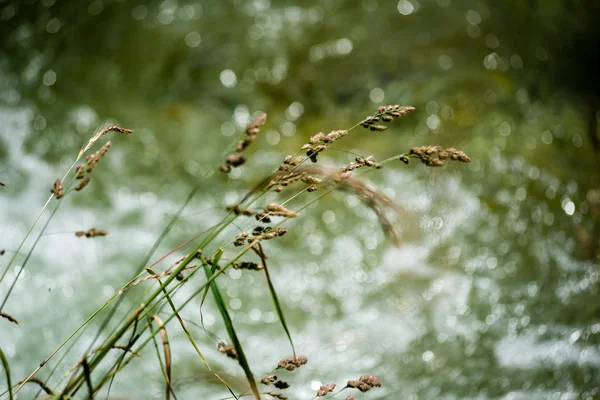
1, 1, 599, 399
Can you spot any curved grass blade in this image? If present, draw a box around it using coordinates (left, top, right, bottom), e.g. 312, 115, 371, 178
81, 358, 93, 399
150, 315, 177, 400
199, 248, 223, 330
148, 267, 238, 399
204, 265, 260, 400
256, 243, 295, 358
17, 377, 54, 395
104, 304, 143, 400
0, 347, 13, 400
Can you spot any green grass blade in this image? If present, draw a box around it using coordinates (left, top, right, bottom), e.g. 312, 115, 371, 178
203, 265, 260, 400
0, 347, 13, 400
256, 244, 295, 358
0, 188, 64, 312
199, 248, 223, 329
148, 267, 239, 399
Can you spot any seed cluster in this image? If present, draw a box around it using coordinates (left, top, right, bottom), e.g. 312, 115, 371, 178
301, 130, 348, 163
263, 203, 298, 218
400, 145, 471, 167
267, 170, 323, 193
260, 375, 277, 385
68, 141, 114, 193
220, 113, 267, 173
217, 343, 237, 360
264, 392, 287, 399
362, 104, 415, 131
316, 383, 336, 397
346, 375, 382, 393
277, 155, 304, 172
227, 203, 298, 223
232, 261, 263, 271
252, 226, 288, 241
75, 228, 108, 238
101, 125, 133, 136
51, 179, 64, 199
233, 232, 248, 246
341, 155, 383, 173
277, 355, 308, 371
273, 380, 290, 390
0, 311, 18, 325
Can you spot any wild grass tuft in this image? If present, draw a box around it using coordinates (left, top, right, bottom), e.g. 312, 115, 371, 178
0, 103, 470, 399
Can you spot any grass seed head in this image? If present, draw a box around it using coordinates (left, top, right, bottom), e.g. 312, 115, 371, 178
232, 262, 263, 271
317, 383, 336, 396
218, 343, 238, 360
51, 179, 64, 199
234, 231, 249, 246
274, 381, 290, 390
261, 375, 277, 385
408, 145, 471, 167
75, 176, 91, 191
277, 355, 307, 371
264, 392, 287, 399
75, 228, 108, 238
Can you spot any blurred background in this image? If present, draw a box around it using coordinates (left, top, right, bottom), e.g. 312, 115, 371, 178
1, 0, 600, 399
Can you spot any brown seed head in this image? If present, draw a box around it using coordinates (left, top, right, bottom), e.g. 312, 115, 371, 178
101, 125, 133, 135
0, 312, 18, 325
277, 355, 308, 371
246, 113, 267, 134
226, 153, 246, 167
317, 383, 336, 397
274, 381, 290, 390
75, 228, 108, 238
75, 176, 91, 191
369, 125, 388, 132
264, 203, 298, 218
347, 375, 382, 393
408, 145, 470, 167
218, 343, 238, 360
264, 393, 287, 400
227, 203, 257, 216
234, 232, 249, 247
309, 132, 325, 144
232, 262, 263, 271
219, 163, 231, 173
51, 179, 64, 199
261, 375, 277, 385
359, 375, 382, 388
364, 105, 415, 129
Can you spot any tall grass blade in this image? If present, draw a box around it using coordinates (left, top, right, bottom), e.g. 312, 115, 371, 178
105, 305, 142, 400
204, 265, 260, 400
148, 267, 238, 399
256, 244, 295, 358
81, 358, 93, 399
200, 248, 223, 329
0, 348, 13, 400
151, 315, 177, 400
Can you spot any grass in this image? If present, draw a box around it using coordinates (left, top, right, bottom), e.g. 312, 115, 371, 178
0, 104, 469, 399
